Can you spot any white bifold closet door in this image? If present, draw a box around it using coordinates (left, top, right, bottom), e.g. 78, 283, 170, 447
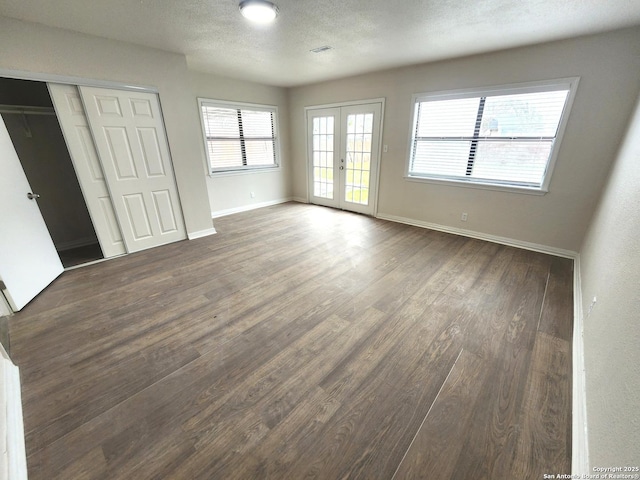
49, 84, 126, 258
78, 86, 186, 253
0, 115, 63, 311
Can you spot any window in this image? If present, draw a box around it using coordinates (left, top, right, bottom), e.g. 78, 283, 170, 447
407, 79, 578, 192
198, 98, 279, 173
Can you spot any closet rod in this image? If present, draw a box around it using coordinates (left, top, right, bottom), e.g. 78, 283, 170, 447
0, 104, 56, 116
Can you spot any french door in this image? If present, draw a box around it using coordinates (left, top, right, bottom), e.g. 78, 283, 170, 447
307, 102, 383, 215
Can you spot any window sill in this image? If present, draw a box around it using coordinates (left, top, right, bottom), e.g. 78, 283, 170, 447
209, 165, 281, 178
404, 175, 548, 196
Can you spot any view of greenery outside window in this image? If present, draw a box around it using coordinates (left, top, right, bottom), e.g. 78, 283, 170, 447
407, 80, 576, 191
199, 99, 278, 173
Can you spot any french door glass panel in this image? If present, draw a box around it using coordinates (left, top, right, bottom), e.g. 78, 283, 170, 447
344, 112, 374, 206
312, 115, 335, 199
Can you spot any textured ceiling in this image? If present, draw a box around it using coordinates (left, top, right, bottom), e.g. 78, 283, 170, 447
1, 0, 640, 87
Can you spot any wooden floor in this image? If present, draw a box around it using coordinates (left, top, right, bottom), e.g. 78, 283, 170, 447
9, 203, 573, 479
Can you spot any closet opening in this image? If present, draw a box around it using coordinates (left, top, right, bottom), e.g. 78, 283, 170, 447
0, 77, 103, 268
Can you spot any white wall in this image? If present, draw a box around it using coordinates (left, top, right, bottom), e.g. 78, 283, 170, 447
579, 93, 640, 466
189, 71, 292, 216
0, 16, 213, 236
288, 27, 640, 252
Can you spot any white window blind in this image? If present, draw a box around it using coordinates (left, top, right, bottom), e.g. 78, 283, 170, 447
408, 81, 576, 191
199, 100, 278, 173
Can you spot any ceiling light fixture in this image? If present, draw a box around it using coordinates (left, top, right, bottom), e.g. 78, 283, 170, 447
239, 0, 279, 24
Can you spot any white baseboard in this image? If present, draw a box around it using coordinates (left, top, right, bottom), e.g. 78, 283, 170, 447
57, 236, 98, 251
572, 255, 589, 475
210, 197, 294, 219
187, 227, 217, 240
291, 196, 308, 204
375, 213, 577, 259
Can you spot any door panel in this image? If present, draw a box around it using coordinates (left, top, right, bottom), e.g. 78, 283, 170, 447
0, 115, 63, 311
308, 108, 340, 208
307, 103, 382, 215
153, 190, 179, 232
48, 83, 126, 258
342, 108, 377, 212
79, 86, 186, 253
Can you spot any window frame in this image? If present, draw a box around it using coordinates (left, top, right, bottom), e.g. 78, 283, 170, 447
405, 77, 579, 194
198, 97, 281, 175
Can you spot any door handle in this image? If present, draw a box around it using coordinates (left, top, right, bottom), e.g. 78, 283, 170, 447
339, 166, 344, 170
27, 192, 40, 200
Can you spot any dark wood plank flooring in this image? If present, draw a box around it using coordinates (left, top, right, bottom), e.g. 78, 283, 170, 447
9, 202, 573, 479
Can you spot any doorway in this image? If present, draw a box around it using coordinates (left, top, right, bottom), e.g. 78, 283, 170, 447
306, 101, 383, 215
0, 78, 103, 268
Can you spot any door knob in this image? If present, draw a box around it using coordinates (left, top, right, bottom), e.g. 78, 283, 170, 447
339, 166, 344, 170
27, 192, 40, 200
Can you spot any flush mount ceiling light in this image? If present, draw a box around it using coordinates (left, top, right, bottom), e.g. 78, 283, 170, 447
239, 0, 279, 24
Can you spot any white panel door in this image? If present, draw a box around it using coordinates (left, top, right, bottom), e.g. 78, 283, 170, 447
48, 84, 126, 258
308, 103, 383, 215
79, 87, 186, 252
0, 115, 63, 311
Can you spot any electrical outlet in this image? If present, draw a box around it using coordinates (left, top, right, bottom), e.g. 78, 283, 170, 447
383, 144, 388, 153
461, 212, 468, 222
250, 192, 255, 198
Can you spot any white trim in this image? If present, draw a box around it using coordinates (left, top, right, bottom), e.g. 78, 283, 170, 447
207, 165, 281, 178
0, 292, 12, 317
63, 254, 126, 271
375, 213, 577, 258
304, 97, 386, 111
572, 254, 590, 475
404, 174, 548, 196
410, 77, 580, 102
187, 227, 217, 240
57, 236, 100, 252
373, 100, 386, 216
0, 68, 158, 93
0, 339, 9, 360
211, 197, 293, 219
291, 196, 308, 204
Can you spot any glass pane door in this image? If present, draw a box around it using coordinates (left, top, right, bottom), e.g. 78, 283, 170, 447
308, 107, 340, 209
312, 115, 335, 200
344, 112, 374, 206
307, 102, 382, 215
